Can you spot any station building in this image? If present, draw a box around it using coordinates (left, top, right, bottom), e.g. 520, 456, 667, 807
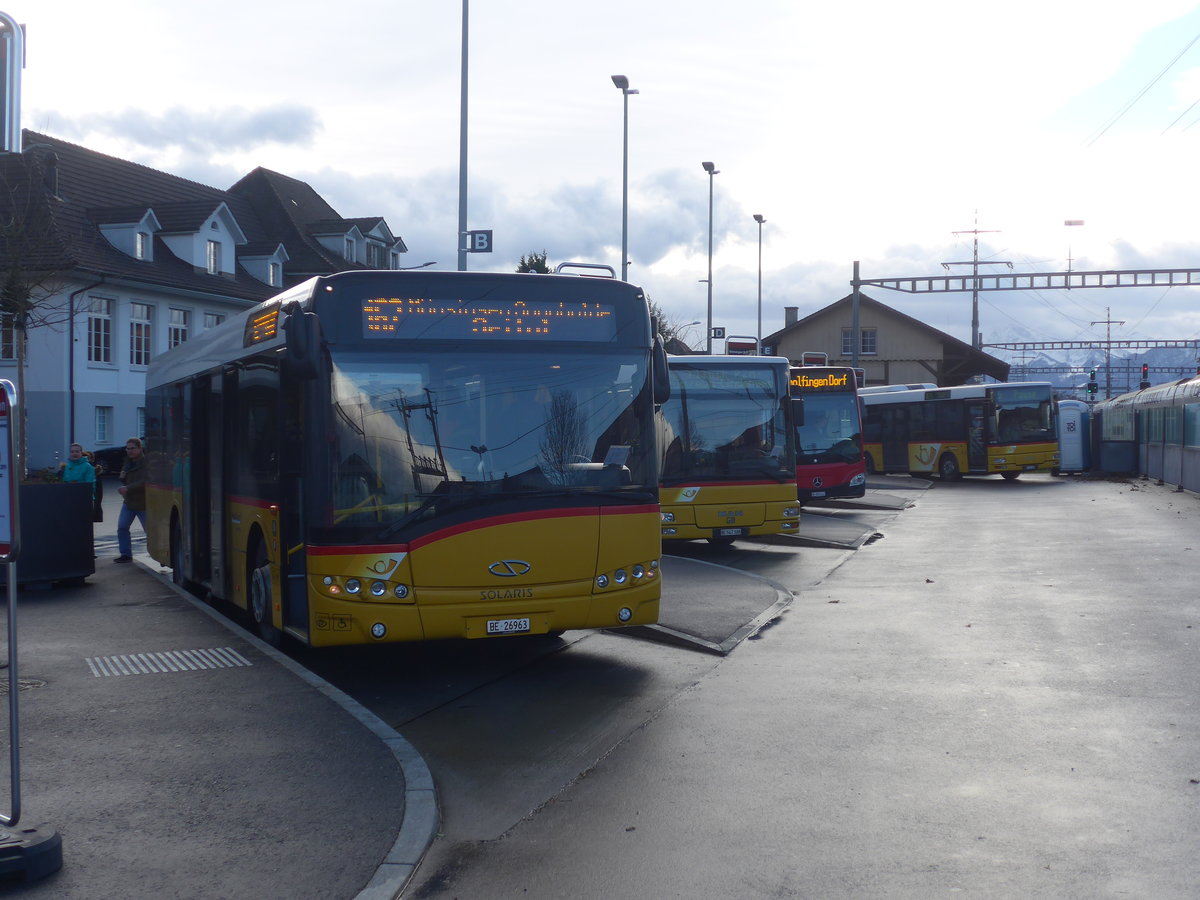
763, 292, 1010, 387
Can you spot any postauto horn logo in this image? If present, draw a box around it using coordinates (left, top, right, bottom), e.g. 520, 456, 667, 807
488, 560, 532, 577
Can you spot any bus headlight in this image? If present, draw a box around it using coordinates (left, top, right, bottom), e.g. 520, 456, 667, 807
660, 511, 675, 523
394, 583, 410, 599
850, 473, 866, 487
345, 578, 361, 594
596, 574, 610, 589
370, 581, 387, 597
615, 569, 628, 584
783, 506, 801, 517
632, 564, 645, 579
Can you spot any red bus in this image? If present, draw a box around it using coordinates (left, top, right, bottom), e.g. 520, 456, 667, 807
790, 366, 866, 503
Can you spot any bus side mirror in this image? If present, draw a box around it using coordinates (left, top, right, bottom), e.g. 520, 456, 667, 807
652, 335, 671, 406
282, 301, 320, 380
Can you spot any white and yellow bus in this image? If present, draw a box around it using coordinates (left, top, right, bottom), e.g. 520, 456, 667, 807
860, 381, 1059, 480
145, 269, 669, 647
658, 355, 799, 544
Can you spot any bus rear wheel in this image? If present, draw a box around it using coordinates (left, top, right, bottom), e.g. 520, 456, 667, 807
249, 541, 283, 647
707, 535, 736, 546
1001, 471, 1021, 481
938, 454, 961, 481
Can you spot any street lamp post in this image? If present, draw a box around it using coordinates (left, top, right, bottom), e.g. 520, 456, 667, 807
611, 76, 638, 282
702, 161, 718, 353
753, 214, 765, 354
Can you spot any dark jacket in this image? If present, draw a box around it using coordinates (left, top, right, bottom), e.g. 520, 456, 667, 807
121, 455, 147, 512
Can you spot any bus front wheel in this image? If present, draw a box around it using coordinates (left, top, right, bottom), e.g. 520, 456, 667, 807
249, 540, 283, 647
1001, 471, 1021, 481
939, 454, 961, 481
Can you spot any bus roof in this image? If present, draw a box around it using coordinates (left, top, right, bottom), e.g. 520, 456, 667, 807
859, 381, 1053, 405
668, 354, 790, 366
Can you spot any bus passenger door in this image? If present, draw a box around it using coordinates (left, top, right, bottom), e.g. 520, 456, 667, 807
882, 407, 909, 471
967, 401, 987, 470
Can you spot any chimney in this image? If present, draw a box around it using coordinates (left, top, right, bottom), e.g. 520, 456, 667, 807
784, 306, 798, 327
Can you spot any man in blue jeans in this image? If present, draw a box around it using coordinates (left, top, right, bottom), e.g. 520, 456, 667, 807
115, 437, 146, 563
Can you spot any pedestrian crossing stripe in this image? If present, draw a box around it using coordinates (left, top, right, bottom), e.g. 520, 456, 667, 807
85, 647, 252, 677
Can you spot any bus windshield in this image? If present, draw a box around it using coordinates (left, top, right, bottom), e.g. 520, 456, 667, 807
659, 364, 793, 483
992, 386, 1056, 442
325, 348, 653, 536
795, 393, 863, 463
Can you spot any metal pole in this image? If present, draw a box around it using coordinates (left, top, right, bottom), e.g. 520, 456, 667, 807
457, 0, 469, 272
753, 214, 765, 354
621, 87, 628, 281
612, 77, 637, 281
851, 260, 861, 370
702, 162, 717, 353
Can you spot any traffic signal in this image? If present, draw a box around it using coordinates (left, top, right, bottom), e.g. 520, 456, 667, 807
1086, 368, 1098, 396
1139, 363, 1150, 390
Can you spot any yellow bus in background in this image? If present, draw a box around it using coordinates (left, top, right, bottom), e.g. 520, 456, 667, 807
658, 355, 799, 544
145, 269, 669, 647
860, 381, 1059, 480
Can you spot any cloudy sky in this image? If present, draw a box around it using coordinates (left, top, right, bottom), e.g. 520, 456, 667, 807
12, 0, 1200, 359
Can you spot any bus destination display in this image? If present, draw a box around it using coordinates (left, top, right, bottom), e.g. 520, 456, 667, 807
362, 297, 617, 342
790, 369, 852, 393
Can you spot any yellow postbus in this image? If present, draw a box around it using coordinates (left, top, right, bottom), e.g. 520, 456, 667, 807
657, 355, 799, 544
145, 269, 669, 647
860, 381, 1059, 480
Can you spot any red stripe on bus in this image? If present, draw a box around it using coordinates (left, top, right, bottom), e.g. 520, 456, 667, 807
307, 544, 411, 556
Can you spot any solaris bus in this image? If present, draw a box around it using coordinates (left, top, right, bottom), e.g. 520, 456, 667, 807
145, 269, 669, 647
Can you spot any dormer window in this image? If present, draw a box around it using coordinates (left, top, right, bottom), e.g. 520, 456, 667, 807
269, 262, 280, 287
207, 240, 221, 274
344, 238, 355, 262
135, 232, 147, 260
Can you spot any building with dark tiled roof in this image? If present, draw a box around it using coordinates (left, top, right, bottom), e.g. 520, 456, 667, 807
0, 131, 410, 469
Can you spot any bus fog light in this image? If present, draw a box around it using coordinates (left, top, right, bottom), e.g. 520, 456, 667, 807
615, 569, 628, 584
370, 623, 387, 639
617, 607, 633, 623
370, 581, 386, 596
345, 578, 361, 594
596, 574, 609, 588
784, 506, 801, 517
394, 583, 410, 599
651, 559, 659, 569
662, 527, 677, 536
632, 564, 645, 579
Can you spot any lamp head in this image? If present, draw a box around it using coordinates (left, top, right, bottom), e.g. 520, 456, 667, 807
612, 75, 629, 90
701, 161, 717, 174
753, 214, 765, 224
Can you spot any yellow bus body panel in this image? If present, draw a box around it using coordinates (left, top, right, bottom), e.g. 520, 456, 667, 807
302, 507, 661, 647
660, 482, 800, 541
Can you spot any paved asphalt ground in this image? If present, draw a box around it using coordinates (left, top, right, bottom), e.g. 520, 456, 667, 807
1, 474, 1197, 898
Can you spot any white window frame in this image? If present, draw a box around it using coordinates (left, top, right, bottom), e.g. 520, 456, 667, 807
206, 240, 221, 275
95, 406, 113, 444
204, 312, 225, 330
168, 308, 191, 348
88, 296, 114, 364
130, 302, 154, 367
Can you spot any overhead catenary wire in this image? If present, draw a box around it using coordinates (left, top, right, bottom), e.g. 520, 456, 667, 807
1085, 30, 1200, 147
